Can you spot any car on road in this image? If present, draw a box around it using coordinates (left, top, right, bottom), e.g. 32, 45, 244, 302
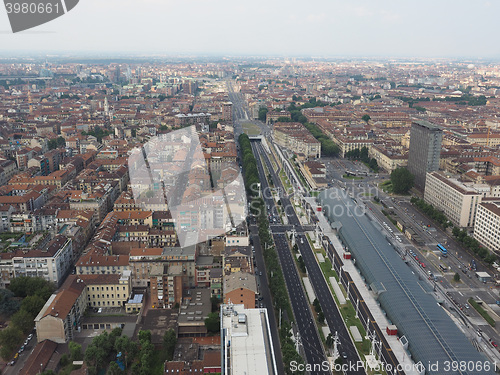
420, 262, 426, 268
492, 341, 498, 348
8, 360, 15, 366
342, 352, 348, 359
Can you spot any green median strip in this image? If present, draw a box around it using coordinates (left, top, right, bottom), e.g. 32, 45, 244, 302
314, 248, 377, 361
468, 298, 496, 327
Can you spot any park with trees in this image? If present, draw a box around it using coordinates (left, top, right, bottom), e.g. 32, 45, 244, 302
0, 277, 55, 361
390, 167, 414, 194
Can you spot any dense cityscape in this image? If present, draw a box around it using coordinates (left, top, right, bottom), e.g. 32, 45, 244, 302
2, 51, 500, 375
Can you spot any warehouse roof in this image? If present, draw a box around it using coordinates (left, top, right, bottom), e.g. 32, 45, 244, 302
320, 188, 494, 375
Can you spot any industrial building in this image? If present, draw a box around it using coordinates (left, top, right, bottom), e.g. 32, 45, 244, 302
319, 188, 494, 375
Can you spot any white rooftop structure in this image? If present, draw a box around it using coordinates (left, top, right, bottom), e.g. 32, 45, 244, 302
221, 303, 277, 375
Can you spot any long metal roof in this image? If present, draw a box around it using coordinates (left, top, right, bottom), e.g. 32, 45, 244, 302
319, 188, 494, 375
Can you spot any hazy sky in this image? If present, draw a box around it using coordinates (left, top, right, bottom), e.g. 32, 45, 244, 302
1, 0, 499, 58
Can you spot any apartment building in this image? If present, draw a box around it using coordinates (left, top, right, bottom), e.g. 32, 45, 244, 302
474, 200, 500, 254
331, 134, 374, 158
369, 144, 408, 172
75, 251, 130, 276
273, 122, 321, 159
80, 271, 132, 308
424, 171, 486, 228
225, 222, 249, 247
35, 276, 87, 344
0, 236, 73, 287
224, 271, 257, 309
35, 271, 131, 343
68, 191, 108, 223
129, 247, 163, 288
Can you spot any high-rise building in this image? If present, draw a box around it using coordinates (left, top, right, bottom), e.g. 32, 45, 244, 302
222, 101, 233, 122
407, 120, 443, 189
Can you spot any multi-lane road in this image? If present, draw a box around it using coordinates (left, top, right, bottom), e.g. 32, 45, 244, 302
251, 140, 331, 375
230, 79, 367, 373
255, 141, 367, 375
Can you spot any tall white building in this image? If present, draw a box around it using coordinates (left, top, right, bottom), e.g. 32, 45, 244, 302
474, 200, 500, 254
424, 172, 489, 228
221, 304, 278, 375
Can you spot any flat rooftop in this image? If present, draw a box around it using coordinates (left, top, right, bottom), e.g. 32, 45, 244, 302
221, 304, 277, 375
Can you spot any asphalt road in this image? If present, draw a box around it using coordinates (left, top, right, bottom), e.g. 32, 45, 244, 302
2, 332, 37, 375
229, 84, 285, 375
256, 141, 367, 375
252, 141, 330, 375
